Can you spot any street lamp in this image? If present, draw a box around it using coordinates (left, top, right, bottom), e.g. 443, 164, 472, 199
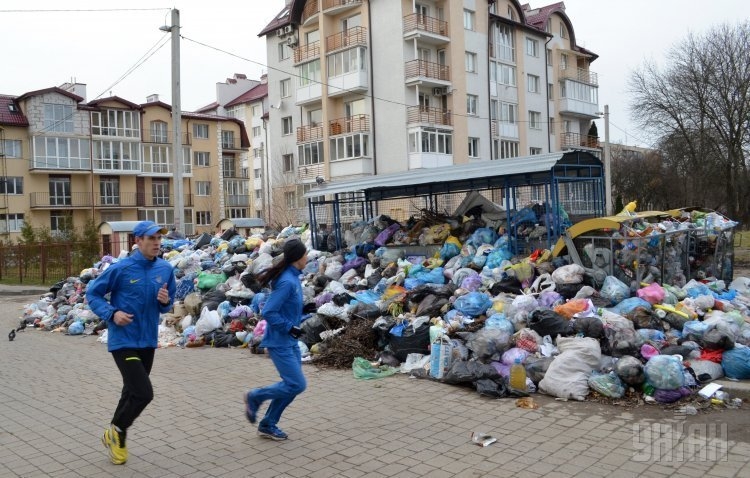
160, 9, 185, 234
596, 105, 611, 215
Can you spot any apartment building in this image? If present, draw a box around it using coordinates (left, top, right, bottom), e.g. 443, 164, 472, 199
259, 0, 600, 223
0, 83, 250, 242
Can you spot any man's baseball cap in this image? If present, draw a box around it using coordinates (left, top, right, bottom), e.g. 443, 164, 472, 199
133, 221, 168, 237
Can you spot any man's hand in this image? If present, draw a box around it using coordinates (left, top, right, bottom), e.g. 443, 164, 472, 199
289, 326, 303, 339
157, 282, 170, 306
113, 310, 134, 326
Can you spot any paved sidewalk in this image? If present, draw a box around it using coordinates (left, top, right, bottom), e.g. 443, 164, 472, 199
1, 294, 748, 478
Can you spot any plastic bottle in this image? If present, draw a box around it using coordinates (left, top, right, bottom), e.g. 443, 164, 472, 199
509, 358, 527, 390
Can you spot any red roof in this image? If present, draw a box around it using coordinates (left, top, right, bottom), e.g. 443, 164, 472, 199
258, 4, 293, 37
195, 101, 220, 113
225, 83, 268, 108
0, 95, 29, 127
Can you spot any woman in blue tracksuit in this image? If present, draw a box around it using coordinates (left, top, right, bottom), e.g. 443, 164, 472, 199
86, 221, 176, 465
244, 238, 308, 441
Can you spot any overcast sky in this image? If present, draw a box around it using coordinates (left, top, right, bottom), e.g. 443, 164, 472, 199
2, 0, 748, 147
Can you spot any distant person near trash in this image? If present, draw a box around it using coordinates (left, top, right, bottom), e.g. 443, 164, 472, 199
244, 238, 308, 441
86, 220, 176, 465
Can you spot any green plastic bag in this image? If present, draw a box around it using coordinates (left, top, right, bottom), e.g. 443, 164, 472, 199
352, 357, 397, 380
196, 271, 227, 290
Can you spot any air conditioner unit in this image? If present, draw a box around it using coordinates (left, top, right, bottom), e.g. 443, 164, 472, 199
432, 87, 447, 96
284, 25, 293, 34
276, 28, 285, 37
286, 35, 298, 46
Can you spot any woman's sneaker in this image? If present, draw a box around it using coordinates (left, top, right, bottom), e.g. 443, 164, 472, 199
257, 425, 288, 441
102, 424, 128, 464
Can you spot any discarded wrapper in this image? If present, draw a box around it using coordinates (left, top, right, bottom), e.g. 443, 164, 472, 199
471, 431, 497, 447
515, 397, 539, 409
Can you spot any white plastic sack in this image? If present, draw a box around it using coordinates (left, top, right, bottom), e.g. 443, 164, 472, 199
324, 261, 343, 280
194, 307, 222, 337
539, 337, 601, 400
400, 353, 430, 373
317, 302, 349, 321
551, 264, 585, 284
687, 359, 724, 380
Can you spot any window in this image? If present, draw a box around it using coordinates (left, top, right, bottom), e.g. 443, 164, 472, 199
49, 177, 71, 206
498, 64, 517, 86
221, 131, 235, 149
526, 38, 538, 57
279, 41, 290, 60
298, 59, 321, 86
50, 211, 72, 233
561, 81, 599, 104
490, 100, 498, 120
91, 110, 140, 137
560, 53, 568, 70
529, 111, 541, 129
500, 140, 519, 159
196, 181, 211, 196
0, 177, 23, 194
99, 177, 120, 205
254, 168, 261, 179
280, 78, 291, 98
548, 83, 554, 99
152, 180, 169, 206
93, 140, 141, 171
549, 118, 555, 134
298, 141, 323, 165
0, 139, 22, 158
546, 49, 553, 66
196, 211, 212, 225
285, 191, 296, 209
33, 136, 91, 169
465, 52, 477, 73
252, 148, 262, 159
142, 144, 170, 173
408, 128, 452, 154
252, 126, 261, 138
327, 47, 366, 78
463, 9, 475, 30
500, 102, 518, 124
330, 134, 369, 160
0, 213, 24, 233
466, 94, 478, 115
507, 5, 516, 21
530, 147, 542, 155
494, 24, 514, 62
283, 154, 294, 172
194, 151, 210, 166
282, 117, 293, 135
468, 137, 479, 158
545, 19, 552, 33
150, 121, 168, 143
252, 106, 260, 117
193, 123, 209, 139
44, 104, 74, 133
527, 74, 540, 93
223, 155, 236, 177
255, 190, 262, 200
560, 23, 567, 38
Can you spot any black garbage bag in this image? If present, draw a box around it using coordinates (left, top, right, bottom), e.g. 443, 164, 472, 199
300, 314, 327, 347
555, 282, 585, 299
527, 310, 575, 338
202, 289, 227, 311
221, 227, 239, 241
332, 293, 355, 306
525, 356, 554, 384
574, 316, 604, 339
443, 360, 500, 385
206, 330, 242, 347
193, 232, 211, 249
662, 312, 688, 331
414, 295, 448, 317
349, 302, 381, 320
388, 323, 431, 362
626, 307, 663, 330
489, 279, 523, 296
475, 378, 510, 398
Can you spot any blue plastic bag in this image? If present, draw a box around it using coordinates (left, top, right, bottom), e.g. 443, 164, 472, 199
453, 292, 492, 317
721, 346, 750, 379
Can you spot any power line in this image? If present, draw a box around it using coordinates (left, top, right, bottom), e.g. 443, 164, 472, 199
0, 8, 169, 12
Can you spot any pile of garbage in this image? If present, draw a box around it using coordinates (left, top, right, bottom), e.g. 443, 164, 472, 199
16, 211, 750, 407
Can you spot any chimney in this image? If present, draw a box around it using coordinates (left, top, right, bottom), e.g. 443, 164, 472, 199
146, 94, 160, 103
59, 81, 87, 102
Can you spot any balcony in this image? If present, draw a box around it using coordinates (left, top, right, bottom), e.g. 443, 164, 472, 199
298, 162, 324, 181
560, 67, 598, 86
143, 131, 191, 145
561, 132, 601, 150
29, 192, 194, 209
301, 0, 319, 25
323, 0, 362, 14
221, 139, 243, 151
297, 123, 324, 143
404, 59, 450, 88
407, 106, 452, 126
225, 195, 251, 207
491, 120, 519, 139
403, 13, 449, 45
294, 41, 321, 64
326, 26, 367, 52
328, 114, 370, 136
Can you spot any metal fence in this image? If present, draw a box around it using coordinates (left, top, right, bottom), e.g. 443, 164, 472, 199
0, 242, 102, 284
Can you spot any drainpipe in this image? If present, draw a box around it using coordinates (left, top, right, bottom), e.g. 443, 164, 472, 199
544, 35, 552, 153
367, 0, 377, 176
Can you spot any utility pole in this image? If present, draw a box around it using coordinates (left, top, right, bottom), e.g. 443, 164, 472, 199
161, 9, 184, 234
603, 104, 611, 215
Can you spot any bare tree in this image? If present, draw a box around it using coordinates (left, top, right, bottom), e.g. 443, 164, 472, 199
629, 21, 750, 222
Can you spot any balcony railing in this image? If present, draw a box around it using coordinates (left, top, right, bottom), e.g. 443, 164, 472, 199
297, 123, 325, 143
326, 26, 367, 51
404, 59, 450, 82
560, 67, 599, 86
221, 139, 242, 150
407, 106, 452, 126
143, 131, 191, 145
403, 13, 448, 36
29, 192, 194, 208
301, 0, 319, 23
561, 132, 600, 149
225, 195, 251, 207
323, 0, 362, 10
298, 162, 324, 181
328, 114, 370, 135
294, 40, 321, 64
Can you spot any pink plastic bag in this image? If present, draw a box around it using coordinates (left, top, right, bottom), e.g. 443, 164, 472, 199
641, 343, 660, 360
636, 283, 665, 304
